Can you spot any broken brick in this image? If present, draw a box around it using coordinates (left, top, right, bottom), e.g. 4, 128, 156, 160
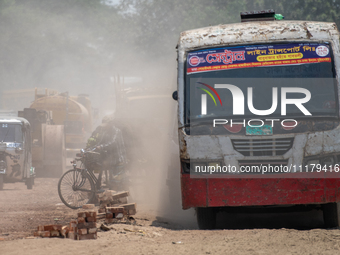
61, 226, 69, 237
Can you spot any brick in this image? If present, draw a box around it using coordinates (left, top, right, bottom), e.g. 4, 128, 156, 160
88, 228, 97, 234
97, 213, 106, 219
69, 221, 78, 232
120, 203, 137, 215
85, 211, 97, 218
113, 197, 128, 204
98, 190, 129, 203
82, 204, 95, 209
38, 225, 62, 231
50, 230, 60, 237
77, 217, 86, 224
77, 228, 88, 235
77, 233, 97, 240
86, 216, 96, 222
68, 231, 77, 240
107, 207, 124, 214
61, 226, 69, 237
111, 191, 129, 200
77, 222, 96, 229
48, 225, 62, 231
106, 213, 113, 219
77, 212, 86, 218
128, 209, 137, 215
36, 231, 51, 238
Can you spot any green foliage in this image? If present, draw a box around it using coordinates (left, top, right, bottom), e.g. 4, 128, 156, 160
118, 0, 340, 62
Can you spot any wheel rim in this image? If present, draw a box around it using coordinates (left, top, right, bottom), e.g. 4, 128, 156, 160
59, 170, 94, 208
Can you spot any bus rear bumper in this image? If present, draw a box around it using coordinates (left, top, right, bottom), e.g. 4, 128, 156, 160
181, 174, 340, 210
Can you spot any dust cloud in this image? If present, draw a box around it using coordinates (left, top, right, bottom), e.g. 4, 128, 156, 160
0, 0, 197, 226
113, 68, 196, 228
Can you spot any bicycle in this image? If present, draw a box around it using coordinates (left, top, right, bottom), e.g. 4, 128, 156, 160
58, 148, 125, 209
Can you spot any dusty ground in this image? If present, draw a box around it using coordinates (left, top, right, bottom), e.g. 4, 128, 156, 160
1, 178, 340, 255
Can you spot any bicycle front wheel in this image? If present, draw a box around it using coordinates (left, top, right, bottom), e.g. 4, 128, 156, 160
58, 169, 95, 209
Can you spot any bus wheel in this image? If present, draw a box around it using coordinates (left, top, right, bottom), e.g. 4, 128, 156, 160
196, 207, 216, 230
323, 203, 340, 228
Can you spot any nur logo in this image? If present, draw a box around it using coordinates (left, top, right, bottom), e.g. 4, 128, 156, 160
198, 82, 312, 116
196, 82, 222, 115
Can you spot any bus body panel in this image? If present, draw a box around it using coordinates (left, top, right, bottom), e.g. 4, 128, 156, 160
181, 175, 340, 209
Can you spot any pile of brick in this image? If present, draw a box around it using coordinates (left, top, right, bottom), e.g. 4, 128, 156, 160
97, 190, 136, 220
34, 224, 66, 238
34, 205, 98, 240
104, 206, 125, 224
33, 190, 136, 240
74, 210, 97, 240
97, 190, 129, 213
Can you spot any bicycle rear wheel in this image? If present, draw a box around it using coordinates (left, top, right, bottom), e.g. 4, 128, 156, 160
58, 169, 95, 209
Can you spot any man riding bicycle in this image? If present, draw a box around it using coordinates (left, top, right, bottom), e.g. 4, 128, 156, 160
86, 115, 127, 190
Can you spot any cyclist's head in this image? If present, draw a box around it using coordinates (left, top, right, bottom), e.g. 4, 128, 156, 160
102, 114, 115, 125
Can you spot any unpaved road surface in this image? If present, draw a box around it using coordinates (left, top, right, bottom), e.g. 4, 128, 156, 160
1, 178, 340, 255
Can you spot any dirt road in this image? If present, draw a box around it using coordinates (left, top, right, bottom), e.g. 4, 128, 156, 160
1, 178, 340, 255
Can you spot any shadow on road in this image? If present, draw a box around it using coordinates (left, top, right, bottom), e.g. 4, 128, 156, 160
217, 209, 324, 230
151, 209, 326, 231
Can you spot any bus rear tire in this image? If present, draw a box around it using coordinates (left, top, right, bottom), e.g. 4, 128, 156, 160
196, 207, 216, 230
323, 202, 340, 228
